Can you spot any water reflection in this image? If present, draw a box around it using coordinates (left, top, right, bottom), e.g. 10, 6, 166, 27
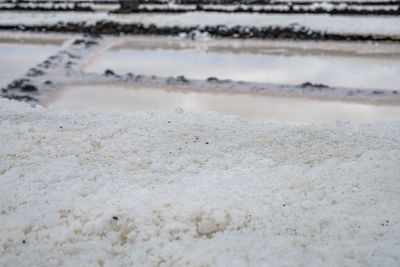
85, 40, 400, 91
0, 42, 59, 87
45, 84, 400, 124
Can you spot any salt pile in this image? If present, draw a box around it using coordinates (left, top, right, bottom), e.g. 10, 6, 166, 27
0, 98, 399, 266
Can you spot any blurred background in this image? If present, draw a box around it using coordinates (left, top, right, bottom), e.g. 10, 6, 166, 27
1, 0, 400, 123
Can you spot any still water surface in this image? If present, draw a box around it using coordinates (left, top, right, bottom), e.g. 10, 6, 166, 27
85, 39, 400, 91
45, 84, 400, 124
0, 42, 59, 87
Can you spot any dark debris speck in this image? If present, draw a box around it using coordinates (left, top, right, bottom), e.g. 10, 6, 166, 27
372, 90, 384, 95
300, 82, 329, 89
104, 69, 115, 76
112, 216, 118, 221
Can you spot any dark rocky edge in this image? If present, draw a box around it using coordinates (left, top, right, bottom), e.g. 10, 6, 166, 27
102, 69, 400, 104
0, 5, 93, 12
5, 0, 400, 5
172, 0, 400, 5
1, 2, 399, 15
2, 7, 398, 16
1, 21, 400, 42
109, 6, 400, 16
3, 6, 399, 16
196, 7, 400, 17
1, 78, 39, 102
0, 35, 101, 104
2, 34, 399, 105
299, 82, 331, 90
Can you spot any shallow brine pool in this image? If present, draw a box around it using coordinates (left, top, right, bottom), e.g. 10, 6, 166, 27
85, 38, 400, 91
44, 84, 400, 124
0, 38, 60, 87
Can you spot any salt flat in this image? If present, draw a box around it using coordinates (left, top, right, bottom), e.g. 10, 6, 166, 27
1, 11, 400, 36
0, 98, 399, 266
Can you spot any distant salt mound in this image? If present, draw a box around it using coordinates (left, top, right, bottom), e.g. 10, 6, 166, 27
0, 98, 399, 266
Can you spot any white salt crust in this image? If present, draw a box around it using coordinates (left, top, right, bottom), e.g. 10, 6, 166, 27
0, 98, 399, 266
1, 12, 400, 37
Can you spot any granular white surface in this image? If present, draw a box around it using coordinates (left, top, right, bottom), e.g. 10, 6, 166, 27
0, 98, 399, 266
1, 12, 400, 37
